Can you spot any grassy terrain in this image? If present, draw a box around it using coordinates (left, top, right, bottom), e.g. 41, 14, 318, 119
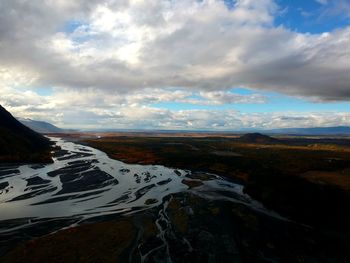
3, 133, 350, 262
1, 219, 135, 263
84, 134, 350, 229
84, 136, 350, 187
4, 193, 349, 262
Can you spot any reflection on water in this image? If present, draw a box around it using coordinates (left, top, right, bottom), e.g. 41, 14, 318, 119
0, 137, 278, 234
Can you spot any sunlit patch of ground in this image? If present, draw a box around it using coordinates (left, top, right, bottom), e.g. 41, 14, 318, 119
302, 169, 350, 191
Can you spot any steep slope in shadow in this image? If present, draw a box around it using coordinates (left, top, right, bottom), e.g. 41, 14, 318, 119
19, 118, 63, 134
0, 105, 53, 163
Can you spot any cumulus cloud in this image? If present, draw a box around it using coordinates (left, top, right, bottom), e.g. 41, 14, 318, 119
0, 0, 349, 100
1, 85, 349, 130
0, 0, 349, 129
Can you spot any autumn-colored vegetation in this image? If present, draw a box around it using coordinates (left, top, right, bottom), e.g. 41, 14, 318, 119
85, 135, 350, 189
2, 219, 135, 263
85, 134, 350, 229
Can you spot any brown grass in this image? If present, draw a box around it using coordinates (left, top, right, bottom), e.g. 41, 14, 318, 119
2, 219, 135, 263
301, 170, 350, 191
85, 136, 350, 191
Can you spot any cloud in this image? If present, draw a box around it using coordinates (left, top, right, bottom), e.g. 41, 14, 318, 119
0, 0, 349, 129
0, 0, 349, 101
315, 0, 328, 5
198, 91, 267, 104
318, 0, 350, 19
1, 85, 349, 130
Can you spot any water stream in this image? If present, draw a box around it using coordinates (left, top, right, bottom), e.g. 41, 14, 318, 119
0, 137, 284, 257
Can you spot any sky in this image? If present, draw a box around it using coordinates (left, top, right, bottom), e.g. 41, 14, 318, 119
0, 0, 350, 130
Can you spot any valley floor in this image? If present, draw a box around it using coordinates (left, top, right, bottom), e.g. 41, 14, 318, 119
1, 133, 350, 262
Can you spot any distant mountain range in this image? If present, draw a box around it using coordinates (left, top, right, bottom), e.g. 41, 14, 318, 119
0, 105, 52, 163
265, 126, 350, 135
19, 118, 63, 134
87, 127, 350, 135
11, 115, 350, 136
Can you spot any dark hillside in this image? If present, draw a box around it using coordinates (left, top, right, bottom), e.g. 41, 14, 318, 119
237, 133, 278, 144
19, 118, 63, 134
0, 105, 52, 163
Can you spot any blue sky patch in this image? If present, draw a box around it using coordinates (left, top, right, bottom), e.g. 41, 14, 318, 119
33, 87, 54, 96
275, 0, 350, 33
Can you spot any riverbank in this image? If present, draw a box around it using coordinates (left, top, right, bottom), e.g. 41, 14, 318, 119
2, 136, 350, 262
83, 134, 350, 230
3, 192, 349, 262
